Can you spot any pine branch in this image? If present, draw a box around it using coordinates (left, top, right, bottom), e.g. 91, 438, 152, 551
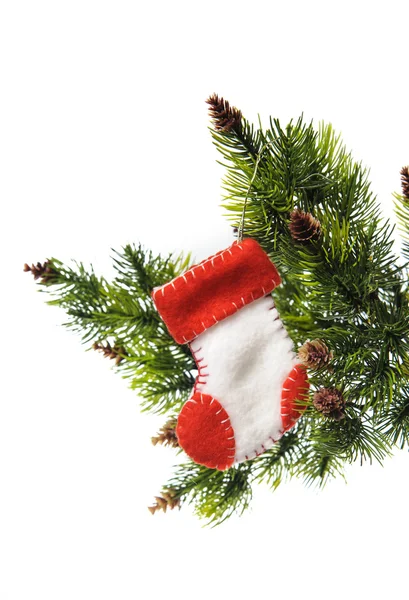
378, 387, 409, 449
25, 246, 196, 414
111, 243, 192, 298
31, 257, 157, 345
159, 461, 253, 527
27, 96, 409, 525
252, 430, 302, 489
393, 178, 409, 264
206, 93, 261, 159
121, 343, 194, 414
296, 450, 346, 488
310, 406, 391, 466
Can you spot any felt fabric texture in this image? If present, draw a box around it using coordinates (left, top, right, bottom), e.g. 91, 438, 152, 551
281, 364, 310, 432
152, 238, 281, 344
177, 392, 235, 471
187, 295, 308, 464
152, 238, 309, 470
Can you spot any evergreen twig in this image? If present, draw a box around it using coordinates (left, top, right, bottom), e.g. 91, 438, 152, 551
25, 96, 409, 525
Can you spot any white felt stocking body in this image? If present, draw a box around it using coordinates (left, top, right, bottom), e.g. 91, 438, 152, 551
152, 238, 309, 470
189, 295, 298, 463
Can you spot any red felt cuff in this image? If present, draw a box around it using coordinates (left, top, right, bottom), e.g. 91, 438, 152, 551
152, 238, 281, 344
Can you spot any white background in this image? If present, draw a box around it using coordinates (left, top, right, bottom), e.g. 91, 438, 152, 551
1, 1, 409, 598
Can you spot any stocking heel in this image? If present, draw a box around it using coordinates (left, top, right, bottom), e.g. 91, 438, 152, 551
281, 364, 309, 433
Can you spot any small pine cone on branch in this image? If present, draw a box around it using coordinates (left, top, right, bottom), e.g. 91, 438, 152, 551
313, 387, 345, 421
401, 166, 409, 199
298, 339, 333, 370
23, 260, 58, 284
289, 209, 321, 244
206, 93, 242, 133
148, 490, 181, 515
93, 341, 127, 365
151, 418, 179, 448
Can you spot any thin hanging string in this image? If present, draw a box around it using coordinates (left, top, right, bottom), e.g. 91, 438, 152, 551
237, 144, 268, 242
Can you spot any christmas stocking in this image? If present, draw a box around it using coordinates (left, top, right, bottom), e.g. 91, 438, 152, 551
152, 238, 309, 470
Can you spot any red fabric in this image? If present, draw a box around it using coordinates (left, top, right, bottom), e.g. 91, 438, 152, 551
152, 238, 281, 344
176, 392, 235, 470
281, 364, 309, 432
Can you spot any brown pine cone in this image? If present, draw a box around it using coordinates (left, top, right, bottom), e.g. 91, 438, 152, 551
289, 209, 321, 243
206, 93, 242, 133
401, 166, 409, 199
298, 339, 333, 369
313, 387, 345, 421
148, 490, 180, 515
151, 418, 179, 448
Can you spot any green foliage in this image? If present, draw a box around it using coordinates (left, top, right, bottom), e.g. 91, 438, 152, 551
29, 99, 409, 525
38, 245, 195, 414
309, 407, 391, 466
252, 429, 303, 489
166, 461, 253, 526
295, 449, 346, 488
378, 386, 409, 449
394, 191, 409, 264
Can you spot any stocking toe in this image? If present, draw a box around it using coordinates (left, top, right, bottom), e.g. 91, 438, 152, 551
176, 392, 235, 471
